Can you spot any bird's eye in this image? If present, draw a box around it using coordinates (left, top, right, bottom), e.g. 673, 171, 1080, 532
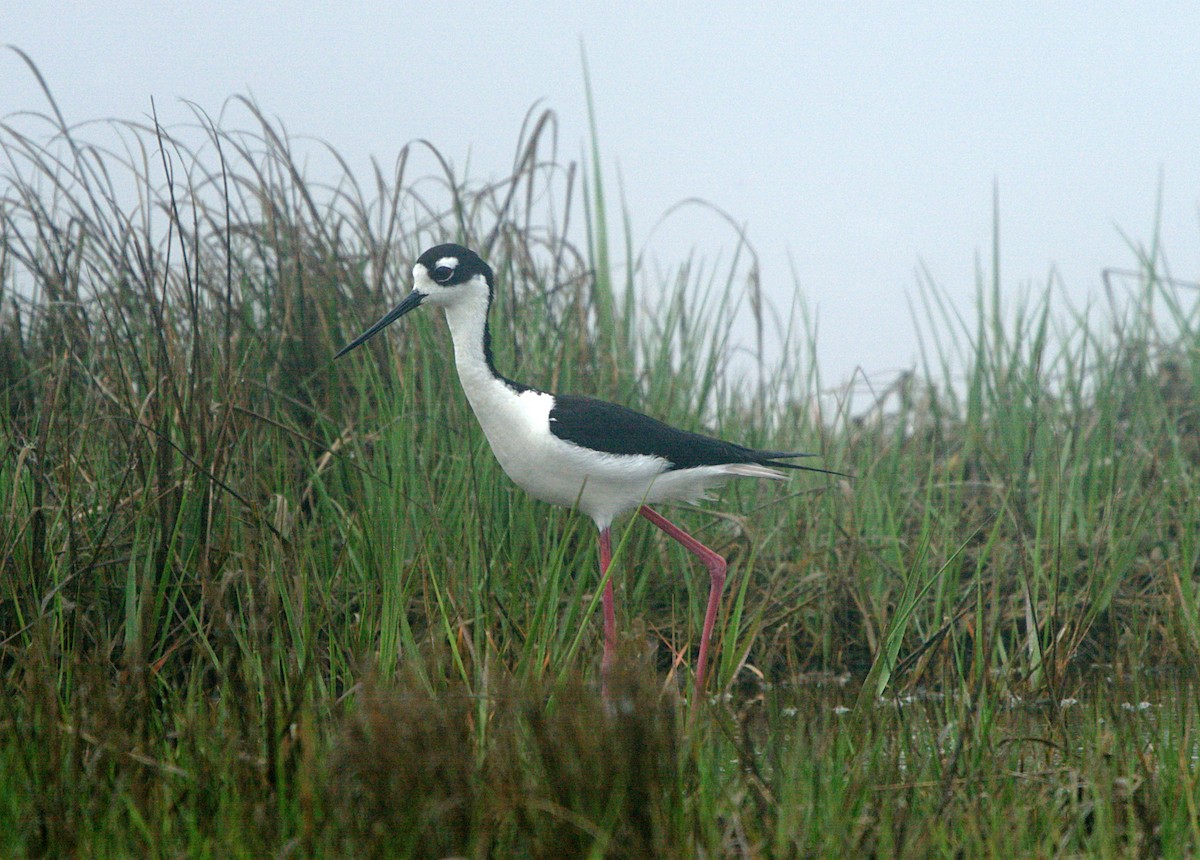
432, 265, 455, 284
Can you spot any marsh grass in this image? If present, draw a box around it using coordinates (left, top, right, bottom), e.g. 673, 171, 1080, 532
2, 54, 1199, 856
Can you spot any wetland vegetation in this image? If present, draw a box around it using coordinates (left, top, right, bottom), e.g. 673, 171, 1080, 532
2, 60, 1198, 856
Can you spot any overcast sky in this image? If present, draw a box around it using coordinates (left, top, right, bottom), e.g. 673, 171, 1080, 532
6, 5, 1200, 389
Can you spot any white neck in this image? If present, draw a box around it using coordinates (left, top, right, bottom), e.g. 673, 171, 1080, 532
437, 292, 558, 499
441, 291, 498, 396
438, 291, 536, 461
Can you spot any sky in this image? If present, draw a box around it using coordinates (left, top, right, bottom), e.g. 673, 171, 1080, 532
5, 5, 1200, 390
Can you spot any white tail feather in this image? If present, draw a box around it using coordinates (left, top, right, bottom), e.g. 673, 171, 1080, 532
721, 463, 789, 481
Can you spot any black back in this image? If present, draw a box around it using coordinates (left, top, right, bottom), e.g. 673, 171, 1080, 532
416, 243, 832, 475
548, 393, 810, 471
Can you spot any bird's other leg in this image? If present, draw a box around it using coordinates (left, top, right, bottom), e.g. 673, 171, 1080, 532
637, 505, 727, 699
599, 527, 616, 685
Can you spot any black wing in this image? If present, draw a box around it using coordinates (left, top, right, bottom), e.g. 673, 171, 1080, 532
547, 393, 823, 472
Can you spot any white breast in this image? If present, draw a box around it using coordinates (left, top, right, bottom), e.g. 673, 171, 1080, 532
440, 297, 780, 529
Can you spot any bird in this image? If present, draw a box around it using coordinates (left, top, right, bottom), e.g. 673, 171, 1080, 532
336, 243, 833, 698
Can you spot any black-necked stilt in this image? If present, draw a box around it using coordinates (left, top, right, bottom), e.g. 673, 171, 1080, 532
337, 243, 832, 698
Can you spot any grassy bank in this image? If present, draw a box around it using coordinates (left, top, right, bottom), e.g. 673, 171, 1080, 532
2, 70, 1198, 856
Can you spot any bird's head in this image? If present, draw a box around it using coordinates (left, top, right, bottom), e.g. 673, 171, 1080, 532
335, 243, 494, 359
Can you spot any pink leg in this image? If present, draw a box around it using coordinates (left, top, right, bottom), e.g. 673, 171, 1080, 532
638, 505, 728, 698
599, 527, 616, 682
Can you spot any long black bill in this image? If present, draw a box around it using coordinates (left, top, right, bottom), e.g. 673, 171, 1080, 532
334, 290, 426, 359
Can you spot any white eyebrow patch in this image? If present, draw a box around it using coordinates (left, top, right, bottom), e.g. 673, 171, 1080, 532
435, 256, 459, 269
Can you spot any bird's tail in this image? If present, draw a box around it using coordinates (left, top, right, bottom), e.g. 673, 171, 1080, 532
754, 451, 850, 478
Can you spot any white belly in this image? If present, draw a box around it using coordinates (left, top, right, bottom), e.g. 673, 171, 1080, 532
440, 297, 781, 531
462, 385, 740, 528
472, 387, 655, 524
